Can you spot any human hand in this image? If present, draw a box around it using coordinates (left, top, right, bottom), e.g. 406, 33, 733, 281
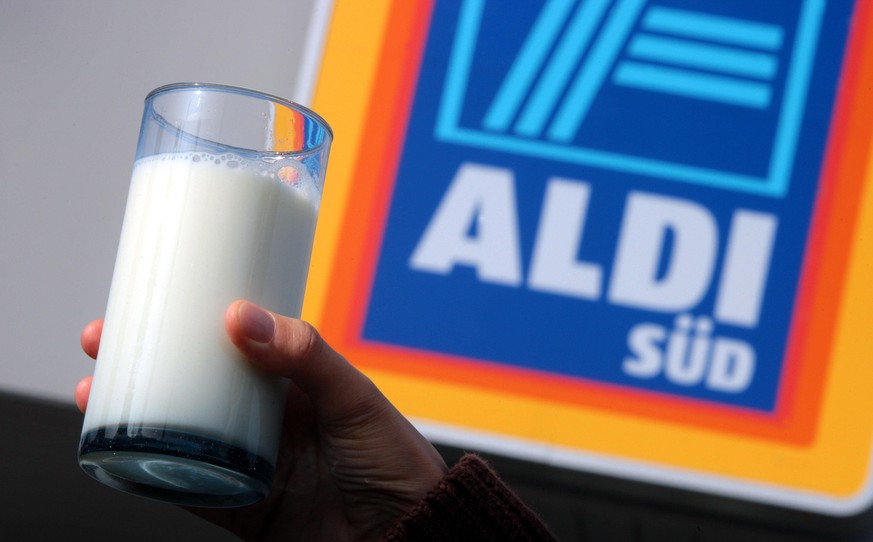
77, 301, 448, 541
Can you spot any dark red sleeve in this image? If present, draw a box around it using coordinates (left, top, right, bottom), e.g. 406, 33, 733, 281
381, 454, 558, 541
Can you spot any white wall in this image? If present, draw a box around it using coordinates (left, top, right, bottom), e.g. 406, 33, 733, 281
0, 0, 318, 402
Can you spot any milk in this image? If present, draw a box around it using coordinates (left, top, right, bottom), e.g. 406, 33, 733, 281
81, 152, 319, 466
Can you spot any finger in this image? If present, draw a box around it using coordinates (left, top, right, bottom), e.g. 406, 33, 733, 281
226, 300, 450, 488
225, 300, 386, 425
81, 320, 103, 360
75, 376, 93, 413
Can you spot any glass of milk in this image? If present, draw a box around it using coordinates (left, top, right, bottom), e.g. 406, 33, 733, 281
78, 83, 332, 507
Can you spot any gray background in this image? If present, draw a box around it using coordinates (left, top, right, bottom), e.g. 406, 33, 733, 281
0, 0, 317, 402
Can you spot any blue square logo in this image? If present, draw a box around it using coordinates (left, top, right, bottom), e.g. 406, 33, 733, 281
361, 0, 854, 413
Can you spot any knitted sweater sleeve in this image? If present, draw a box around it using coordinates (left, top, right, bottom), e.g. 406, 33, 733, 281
380, 454, 558, 541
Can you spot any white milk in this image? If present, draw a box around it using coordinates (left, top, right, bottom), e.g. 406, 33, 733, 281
81, 152, 320, 463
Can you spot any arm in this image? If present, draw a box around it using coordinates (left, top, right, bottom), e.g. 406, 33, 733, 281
383, 454, 557, 541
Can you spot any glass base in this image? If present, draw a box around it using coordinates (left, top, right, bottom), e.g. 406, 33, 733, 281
78, 425, 274, 508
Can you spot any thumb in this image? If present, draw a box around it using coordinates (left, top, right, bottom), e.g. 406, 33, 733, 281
225, 300, 385, 424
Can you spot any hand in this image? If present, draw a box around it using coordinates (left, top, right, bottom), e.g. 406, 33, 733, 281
77, 301, 448, 541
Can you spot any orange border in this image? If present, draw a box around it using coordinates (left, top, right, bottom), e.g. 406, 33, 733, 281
775, 0, 873, 442
321, 0, 873, 445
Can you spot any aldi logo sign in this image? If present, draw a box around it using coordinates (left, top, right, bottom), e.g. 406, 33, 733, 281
308, 0, 873, 514
365, 0, 847, 417
436, 0, 823, 197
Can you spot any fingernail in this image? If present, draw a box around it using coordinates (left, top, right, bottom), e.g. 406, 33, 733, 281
239, 303, 275, 344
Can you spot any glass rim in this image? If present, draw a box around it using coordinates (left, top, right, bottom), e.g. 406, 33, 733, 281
145, 82, 334, 143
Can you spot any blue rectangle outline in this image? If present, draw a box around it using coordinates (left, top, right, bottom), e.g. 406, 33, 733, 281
434, 0, 826, 198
